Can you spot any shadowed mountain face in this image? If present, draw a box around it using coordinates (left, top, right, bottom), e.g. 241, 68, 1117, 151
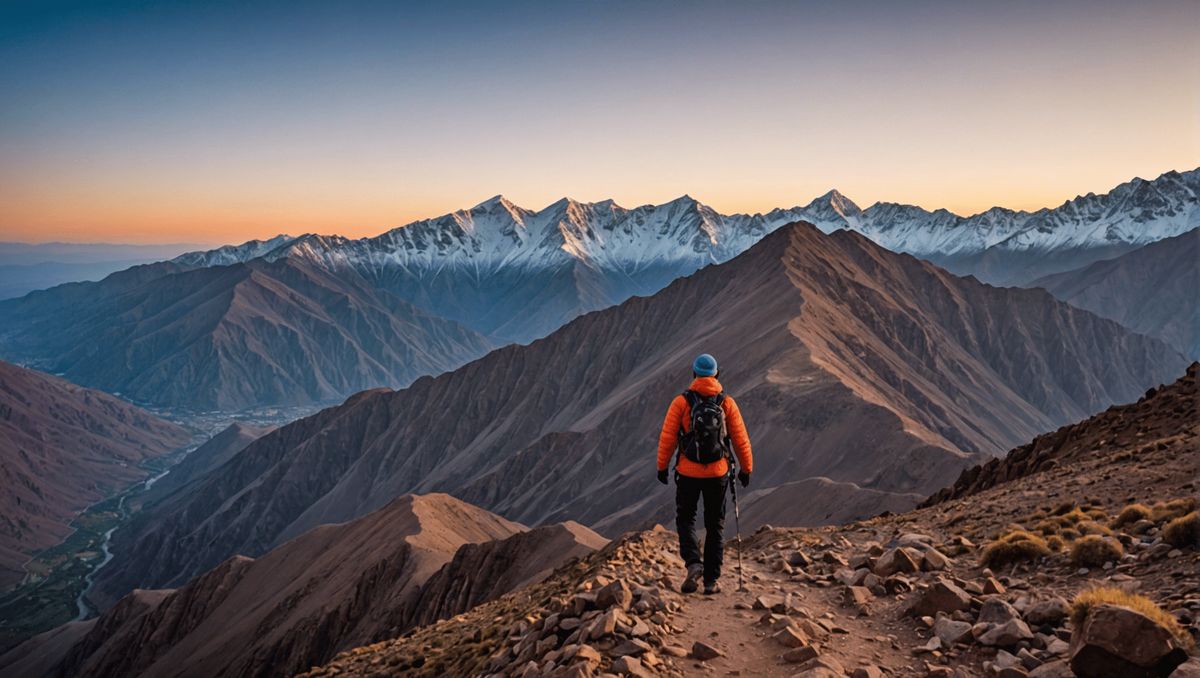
1031, 229, 1200, 359
923, 362, 1199, 507
0, 257, 493, 410
0, 361, 189, 589
138, 422, 276, 507
0, 494, 605, 678
86, 222, 1186, 607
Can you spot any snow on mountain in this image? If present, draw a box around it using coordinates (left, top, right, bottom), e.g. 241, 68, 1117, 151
173, 234, 296, 268
172, 168, 1198, 296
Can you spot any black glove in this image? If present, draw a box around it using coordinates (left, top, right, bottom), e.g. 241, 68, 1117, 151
738, 471, 751, 488
657, 469, 669, 485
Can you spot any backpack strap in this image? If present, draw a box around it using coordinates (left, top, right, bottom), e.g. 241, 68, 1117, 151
675, 391, 697, 467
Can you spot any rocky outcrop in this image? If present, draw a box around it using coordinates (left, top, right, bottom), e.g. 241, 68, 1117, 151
0, 360, 189, 588
1068, 603, 1190, 677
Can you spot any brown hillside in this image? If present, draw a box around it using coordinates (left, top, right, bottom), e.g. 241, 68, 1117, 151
0, 360, 189, 589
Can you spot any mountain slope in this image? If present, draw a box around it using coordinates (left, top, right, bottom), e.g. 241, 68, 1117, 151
0, 494, 605, 678
89, 222, 1186, 605
139, 422, 276, 507
1030, 229, 1200, 358
0, 361, 189, 589
0, 257, 493, 410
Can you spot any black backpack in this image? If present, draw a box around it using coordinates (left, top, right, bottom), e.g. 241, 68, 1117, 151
678, 390, 730, 465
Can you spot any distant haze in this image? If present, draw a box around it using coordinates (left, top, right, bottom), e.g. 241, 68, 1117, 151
1, 0, 1196, 244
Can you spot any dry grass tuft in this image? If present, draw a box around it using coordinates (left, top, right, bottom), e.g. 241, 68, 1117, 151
1111, 503, 1152, 528
1163, 511, 1200, 548
1050, 502, 1075, 516
1076, 520, 1113, 536
1152, 498, 1198, 523
1034, 519, 1060, 536
1069, 535, 1124, 568
982, 530, 1052, 569
1071, 587, 1194, 649
1046, 535, 1065, 552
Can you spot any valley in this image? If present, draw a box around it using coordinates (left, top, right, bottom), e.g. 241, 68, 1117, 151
0, 399, 321, 651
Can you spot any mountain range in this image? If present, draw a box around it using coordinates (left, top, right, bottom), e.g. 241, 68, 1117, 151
0, 168, 1193, 411
84, 221, 1186, 609
0, 242, 201, 300
0, 360, 189, 589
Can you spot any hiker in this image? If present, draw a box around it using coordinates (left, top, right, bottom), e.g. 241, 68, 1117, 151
656, 353, 753, 594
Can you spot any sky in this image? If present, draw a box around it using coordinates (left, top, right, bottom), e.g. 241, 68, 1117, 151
0, 0, 1197, 244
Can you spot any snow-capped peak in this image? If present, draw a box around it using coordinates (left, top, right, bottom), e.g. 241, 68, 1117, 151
169, 168, 1198, 282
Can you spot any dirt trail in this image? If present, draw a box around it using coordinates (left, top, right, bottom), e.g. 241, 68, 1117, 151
664, 538, 929, 676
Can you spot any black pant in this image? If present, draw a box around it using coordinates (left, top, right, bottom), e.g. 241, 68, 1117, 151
675, 474, 727, 583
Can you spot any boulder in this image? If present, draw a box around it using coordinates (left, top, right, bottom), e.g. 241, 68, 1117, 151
921, 548, 952, 571
753, 594, 786, 612
1171, 658, 1200, 677
610, 639, 652, 657
852, 667, 885, 678
1068, 603, 1189, 677
874, 547, 921, 576
795, 656, 847, 677
933, 616, 973, 646
982, 577, 1007, 595
783, 645, 819, 663
595, 580, 632, 610
843, 586, 873, 607
979, 619, 1034, 647
1027, 660, 1074, 677
689, 641, 724, 660
979, 598, 1022, 625
773, 626, 809, 648
907, 578, 972, 617
1024, 597, 1070, 627
788, 550, 812, 567
573, 644, 602, 665
611, 655, 650, 677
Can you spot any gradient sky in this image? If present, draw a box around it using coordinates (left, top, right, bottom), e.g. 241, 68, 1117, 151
1, 0, 1197, 244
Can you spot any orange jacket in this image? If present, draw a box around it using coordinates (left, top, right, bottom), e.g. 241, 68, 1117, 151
656, 377, 753, 478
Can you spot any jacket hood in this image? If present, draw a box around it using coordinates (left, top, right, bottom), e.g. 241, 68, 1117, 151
688, 376, 723, 396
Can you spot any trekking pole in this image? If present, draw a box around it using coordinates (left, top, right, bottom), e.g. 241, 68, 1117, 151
728, 468, 748, 592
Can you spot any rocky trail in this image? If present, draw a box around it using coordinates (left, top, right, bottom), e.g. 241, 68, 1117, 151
302, 366, 1199, 678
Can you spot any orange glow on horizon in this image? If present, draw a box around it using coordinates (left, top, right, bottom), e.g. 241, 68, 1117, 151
1, 160, 1196, 245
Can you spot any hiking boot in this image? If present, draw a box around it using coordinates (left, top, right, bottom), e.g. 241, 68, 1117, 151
681, 564, 703, 593
704, 580, 721, 595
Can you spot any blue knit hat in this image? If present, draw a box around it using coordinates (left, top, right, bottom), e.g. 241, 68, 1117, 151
692, 353, 718, 377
